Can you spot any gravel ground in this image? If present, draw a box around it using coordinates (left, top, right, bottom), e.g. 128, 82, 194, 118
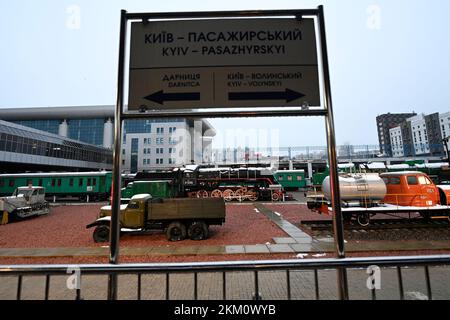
0, 204, 286, 248
265, 203, 450, 241
312, 227, 450, 242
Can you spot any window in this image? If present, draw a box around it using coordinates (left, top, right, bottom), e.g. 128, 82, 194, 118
287, 176, 293, 181
9, 180, 14, 187
57, 179, 62, 187
51, 179, 56, 187
27, 179, 32, 186
128, 201, 139, 209
278, 176, 283, 181
69, 178, 74, 187
79, 178, 83, 186
407, 176, 418, 185
0, 180, 4, 187
93, 178, 96, 186
418, 176, 431, 185
144, 149, 147, 154
87, 178, 91, 186
388, 177, 401, 185
297, 176, 302, 181
143, 159, 147, 165
38, 179, 43, 186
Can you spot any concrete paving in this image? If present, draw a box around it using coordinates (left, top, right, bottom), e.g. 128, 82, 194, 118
1, 266, 450, 300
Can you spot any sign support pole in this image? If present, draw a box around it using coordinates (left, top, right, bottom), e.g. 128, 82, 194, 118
318, 5, 348, 300
108, 9, 127, 301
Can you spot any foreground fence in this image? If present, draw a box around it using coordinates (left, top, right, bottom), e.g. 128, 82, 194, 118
1, 255, 450, 300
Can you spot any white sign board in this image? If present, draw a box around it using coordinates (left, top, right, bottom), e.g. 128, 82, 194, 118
128, 18, 320, 110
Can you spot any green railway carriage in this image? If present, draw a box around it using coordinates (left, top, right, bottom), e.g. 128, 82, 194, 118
0, 171, 112, 200
274, 170, 306, 190
121, 180, 175, 200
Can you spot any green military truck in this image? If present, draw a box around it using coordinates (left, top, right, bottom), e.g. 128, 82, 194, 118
86, 194, 225, 242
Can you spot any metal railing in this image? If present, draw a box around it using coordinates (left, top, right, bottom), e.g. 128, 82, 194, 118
1, 255, 450, 300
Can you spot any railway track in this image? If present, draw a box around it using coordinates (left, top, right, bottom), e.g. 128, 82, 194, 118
301, 219, 450, 231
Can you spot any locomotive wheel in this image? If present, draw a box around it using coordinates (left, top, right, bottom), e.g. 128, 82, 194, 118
223, 189, 235, 202
357, 213, 370, 227
188, 222, 209, 240
93, 225, 110, 243
166, 222, 186, 241
246, 189, 258, 202
235, 188, 246, 202
271, 192, 280, 202
196, 190, 209, 198
210, 189, 223, 198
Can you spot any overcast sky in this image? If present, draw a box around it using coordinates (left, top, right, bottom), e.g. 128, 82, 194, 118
1, 0, 449, 149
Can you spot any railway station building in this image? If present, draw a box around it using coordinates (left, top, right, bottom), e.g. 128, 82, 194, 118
0, 120, 113, 173
0, 106, 215, 173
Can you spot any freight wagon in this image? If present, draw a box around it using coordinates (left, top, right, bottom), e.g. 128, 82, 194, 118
0, 171, 113, 201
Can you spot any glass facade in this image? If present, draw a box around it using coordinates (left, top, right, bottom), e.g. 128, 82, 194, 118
0, 121, 112, 164
12, 118, 186, 148
68, 119, 104, 146
12, 120, 60, 135
130, 138, 139, 173
124, 120, 152, 134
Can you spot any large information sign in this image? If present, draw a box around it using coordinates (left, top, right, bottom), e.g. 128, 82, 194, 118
128, 18, 320, 110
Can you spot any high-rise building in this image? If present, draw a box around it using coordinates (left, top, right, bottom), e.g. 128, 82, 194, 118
376, 112, 417, 157
382, 112, 449, 158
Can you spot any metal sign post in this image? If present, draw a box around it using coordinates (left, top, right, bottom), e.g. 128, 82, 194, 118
109, 6, 347, 300
317, 5, 348, 300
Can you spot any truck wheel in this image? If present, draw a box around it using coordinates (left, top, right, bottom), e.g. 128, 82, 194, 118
188, 222, 209, 240
166, 222, 186, 241
93, 225, 110, 243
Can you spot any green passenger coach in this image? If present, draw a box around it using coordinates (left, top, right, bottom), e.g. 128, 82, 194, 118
274, 170, 306, 190
0, 172, 112, 201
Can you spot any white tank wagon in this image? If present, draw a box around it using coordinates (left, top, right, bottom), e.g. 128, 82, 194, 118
322, 173, 387, 206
